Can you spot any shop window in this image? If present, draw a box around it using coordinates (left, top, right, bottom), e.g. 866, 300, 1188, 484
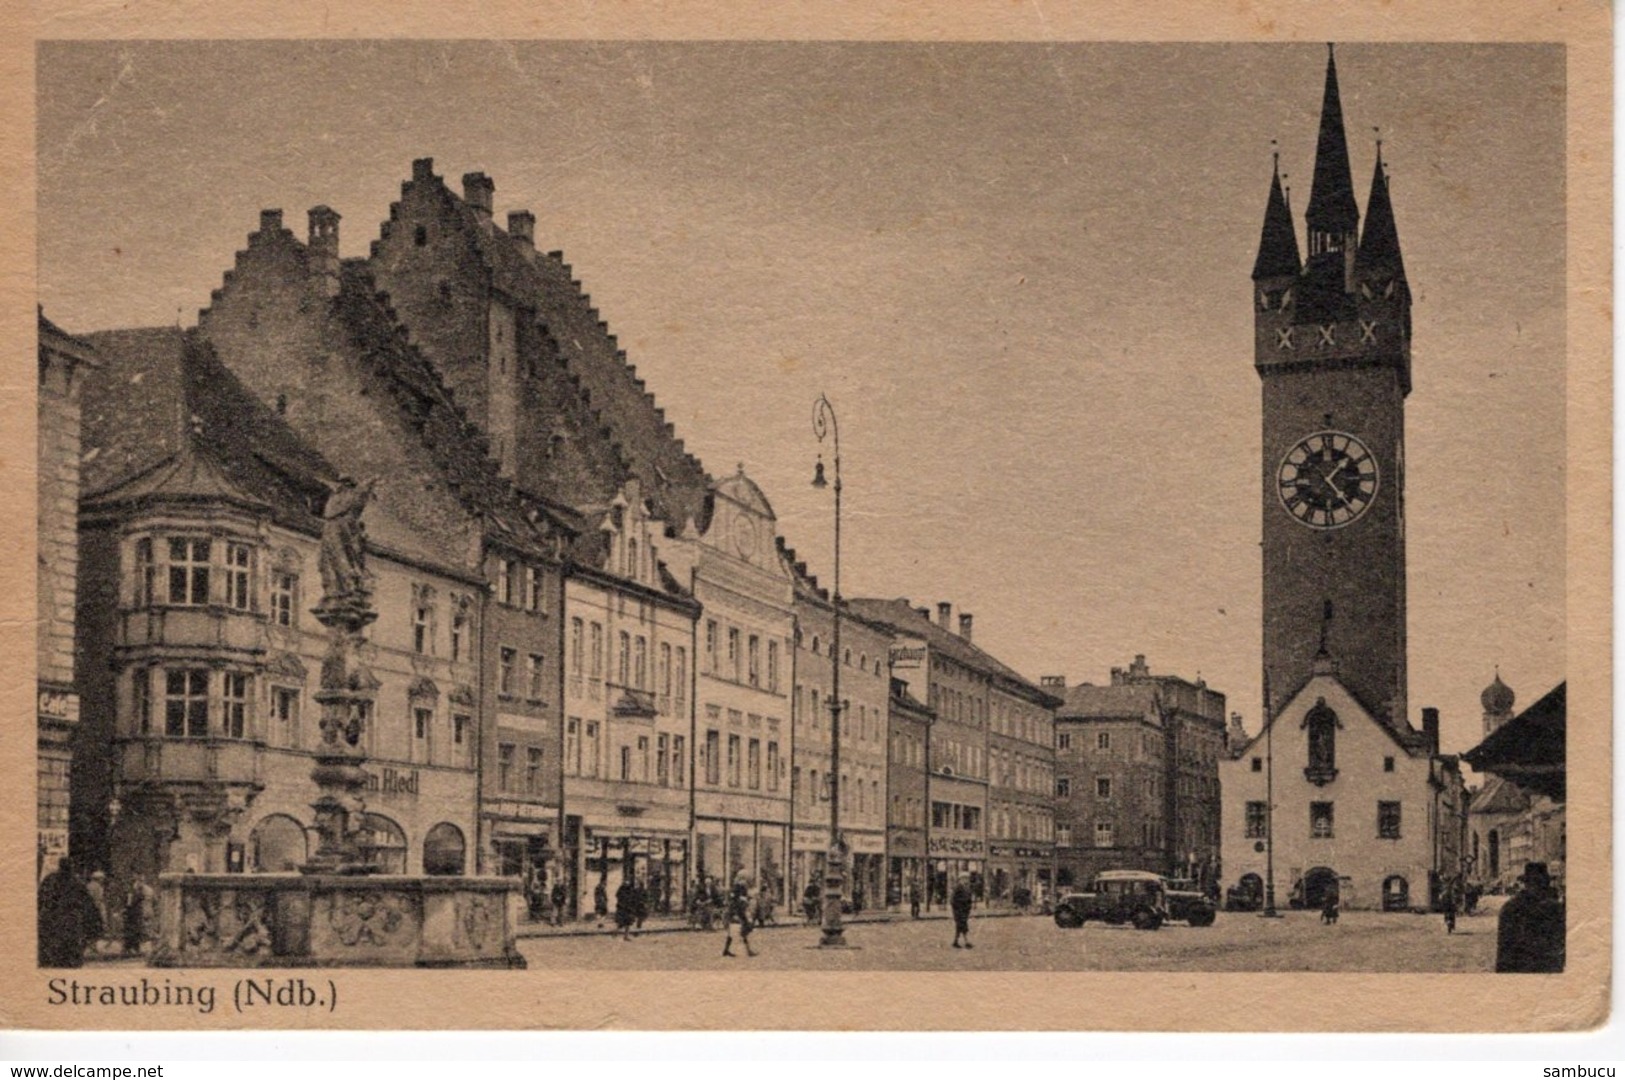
423, 822, 466, 876
250, 813, 308, 872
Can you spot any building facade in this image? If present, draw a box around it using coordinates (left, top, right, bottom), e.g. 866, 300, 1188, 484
885, 678, 934, 907
562, 480, 699, 918
786, 557, 893, 912
38, 312, 96, 881
986, 653, 1059, 904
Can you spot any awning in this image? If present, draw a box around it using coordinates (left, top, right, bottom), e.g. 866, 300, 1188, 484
1463, 682, 1565, 802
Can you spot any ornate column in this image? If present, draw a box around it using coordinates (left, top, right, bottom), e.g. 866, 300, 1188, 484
304, 478, 382, 875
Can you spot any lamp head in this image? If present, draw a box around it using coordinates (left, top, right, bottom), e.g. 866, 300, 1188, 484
812, 456, 828, 489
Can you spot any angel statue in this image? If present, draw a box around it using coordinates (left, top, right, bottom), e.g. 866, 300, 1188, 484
319, 476, 377, 605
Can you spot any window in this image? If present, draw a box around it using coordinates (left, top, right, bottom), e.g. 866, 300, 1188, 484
413, 706, 433, 759
767, 641, 780, 692
589, 623, 603, 679
767, 740, 780, 791
727, 734, 742, 787
525, 566, 540, 612
414, 224, 428, 246
1378, 801, 1402, 839
634, 636, 647, 689
1310, 801, 1335, 839
224, 543, 252, 611
451, 609, 468, 662
498, 743, 515, 792
657, 733, 670, 786
1306, 701, 1338, 777
272, 687, 299, 745
1057, 732, 1071, 751
133, 538, 156, 607
675, 648, 687, 710
617, 631, 631, 686
1056, 777, 1071, 798
165, 669, 209, 737
583, 721, 600, 778
131, 670, 153, 735
660, 643, 673, 709
222, 672, 249, 738
705, 621, 718, 672
167, 538, 211, 606
524, 747, 543, 794
748, 635, 761, 687
728, 628, 741, 681
1097, 731, 1111, 752
526, 653, 544, 700
1251, 757, 1263, 773
747, 738, 761, 790
499, 647, 517, 696
570, 619, 584, 675
452, 714, 470, 766
705, 730, 721, 785
270, 570, 296, 627
627, 539, 638, 579
637, 736, 650, 782
1383, 756, 1395, 773
501, 559, 519, 606
413, 604, 432, 654
672, 735, 686, 786
1096, 776, 1113, 800
1057, 826, 1072, 848
1094, 822, 1114, 848
1245, 800, 1267, 839
620, 745, 633, 782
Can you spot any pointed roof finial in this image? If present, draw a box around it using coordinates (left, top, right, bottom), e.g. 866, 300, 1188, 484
1305, 42, 1360, 239
1356, 126, 1406, 279
1252, 146, 1303, 280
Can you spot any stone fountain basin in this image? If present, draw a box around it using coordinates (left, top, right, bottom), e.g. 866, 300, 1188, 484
153, 873, 526, 968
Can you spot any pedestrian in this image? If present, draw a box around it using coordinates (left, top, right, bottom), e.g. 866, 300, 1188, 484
908, 878, 921, 920
1496, 862, 1564, 973
122, 877, 153, 956
1442, 877, 1459, 934
550, 877, 567, 927
803, 881, 821, 924
634, 875, 649, 931
85, 870, 110, 955
723, 875, 756, 958
950, 874, 974, 949
593, 879, 609, 929
38, 857, 102, 968
615, 876, 638, 940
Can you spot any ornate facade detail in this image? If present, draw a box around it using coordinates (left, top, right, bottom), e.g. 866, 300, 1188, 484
330, 891, 407, 947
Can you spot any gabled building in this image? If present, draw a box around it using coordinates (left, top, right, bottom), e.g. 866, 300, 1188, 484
1464, 679, 1566, 895
190, 206, 575, 876
885, 678, 934, 907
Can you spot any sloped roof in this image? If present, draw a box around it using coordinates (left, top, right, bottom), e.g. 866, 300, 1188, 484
1305, 46, 1360, 237
1463, 682, 1565, 802
80, 328, 334, 530
1468, 774, 1532, 817
845, 597, 1059, 708
1056, 681, 1162, 723
1354, 149, 1406, 280
1252, 166, 1302, 280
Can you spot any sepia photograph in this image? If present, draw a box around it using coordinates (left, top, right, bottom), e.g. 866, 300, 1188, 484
10, 6, 1609, 1038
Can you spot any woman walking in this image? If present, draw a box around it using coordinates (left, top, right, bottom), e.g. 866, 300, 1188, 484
722, 876, 756, 958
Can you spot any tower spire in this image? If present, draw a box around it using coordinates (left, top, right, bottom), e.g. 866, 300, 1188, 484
1355, 134, 1406, 280
1304, 44, 1360, 261
1252, 146, 1303, 280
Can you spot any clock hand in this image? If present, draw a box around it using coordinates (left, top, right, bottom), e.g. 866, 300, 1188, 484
1321, 468, 1351, 507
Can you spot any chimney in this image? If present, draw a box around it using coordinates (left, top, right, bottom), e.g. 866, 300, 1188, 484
412, 157, 436, 182
307, 205, 341, 298
936, 602, 952, 629
259, 209, 284, 235
958, 613, 974, 641
1129, 654, 1150, 678
1422, 707, 1440, 755
914, 607, 931, 621
462, 172, 494, 220
508, 210, 535, 246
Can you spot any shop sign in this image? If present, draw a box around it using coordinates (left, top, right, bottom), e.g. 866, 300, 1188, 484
989, 844, 1051, 859
889, 639, 927, 670
38, 690, 79, 721
847, 832, 885, 855
362, 767, 419, 799
792, 826, 829, 851
928, 835, 984, 856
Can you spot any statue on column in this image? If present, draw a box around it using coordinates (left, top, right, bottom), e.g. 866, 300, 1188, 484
318, 477, 377, 611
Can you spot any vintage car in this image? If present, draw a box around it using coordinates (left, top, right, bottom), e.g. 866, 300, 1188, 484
1052, 870, 1170, 930
1160, 877, 1218, 927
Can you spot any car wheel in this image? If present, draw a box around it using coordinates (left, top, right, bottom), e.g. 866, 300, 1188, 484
1054, 908, 1082, 929
1132, 909, 1163, 931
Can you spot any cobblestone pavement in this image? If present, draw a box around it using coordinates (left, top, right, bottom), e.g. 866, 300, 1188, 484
517, 905, 1500, 972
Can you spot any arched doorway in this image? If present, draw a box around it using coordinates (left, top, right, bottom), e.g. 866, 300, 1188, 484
249, 814, 308, 872
1302, 866, 1339, 909
357, 813, 407, 873
1382, 874, 1409, 911
423, 822, 467, 876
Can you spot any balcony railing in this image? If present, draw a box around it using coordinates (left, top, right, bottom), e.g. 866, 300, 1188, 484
610, 685, 658, 718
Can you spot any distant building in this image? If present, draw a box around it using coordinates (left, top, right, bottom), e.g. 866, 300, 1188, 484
38, 311, 96, 881
1050, 656, 1227, 889
1464, 679, 1566, 894
885, 678, 934, 906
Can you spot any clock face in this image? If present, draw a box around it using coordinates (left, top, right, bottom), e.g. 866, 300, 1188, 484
731, 513, 758, 558
1277, 431, 1379, 529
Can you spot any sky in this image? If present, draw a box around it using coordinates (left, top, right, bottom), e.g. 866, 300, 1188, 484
36, 41, 1566, 755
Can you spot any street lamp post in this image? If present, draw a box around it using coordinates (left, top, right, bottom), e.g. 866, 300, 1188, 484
812, 393, 849, 947
1262, 672, 1281, 918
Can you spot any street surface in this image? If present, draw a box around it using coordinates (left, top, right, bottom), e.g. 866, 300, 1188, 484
517, 905, 1499, 972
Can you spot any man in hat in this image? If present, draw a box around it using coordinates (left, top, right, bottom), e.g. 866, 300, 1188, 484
1495, 862, 1564, 973
950, 873, 975, 949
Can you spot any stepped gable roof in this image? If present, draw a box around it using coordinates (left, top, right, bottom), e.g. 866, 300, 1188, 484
845, 597, 1059, 708
79, 328, 334, 530
777, 538, 891, 637
1056, 681, 1162, 723
427, 173, 712, 527
333, 260, 575, 554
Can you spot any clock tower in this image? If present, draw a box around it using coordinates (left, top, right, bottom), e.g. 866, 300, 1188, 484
1254, 46, 1411, 727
